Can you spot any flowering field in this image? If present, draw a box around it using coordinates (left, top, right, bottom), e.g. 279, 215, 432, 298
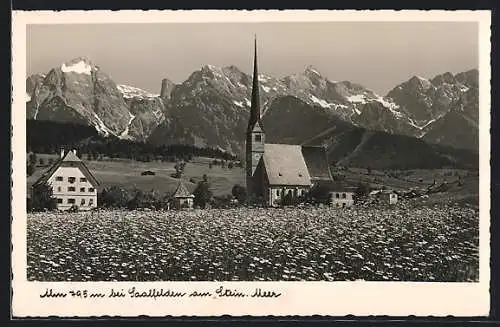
27, 205, 479, 282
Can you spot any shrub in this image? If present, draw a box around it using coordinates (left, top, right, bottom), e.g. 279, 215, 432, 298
231, 184, 247, 203
31, 182, 57, 211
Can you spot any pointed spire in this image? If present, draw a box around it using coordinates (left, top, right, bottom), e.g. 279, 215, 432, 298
249, 35, 261, 130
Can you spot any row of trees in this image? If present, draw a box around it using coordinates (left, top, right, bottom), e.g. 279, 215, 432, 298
27, 120, 238, 163
29, 173, 373, 211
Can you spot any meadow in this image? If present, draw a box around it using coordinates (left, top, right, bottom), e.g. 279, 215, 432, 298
27, 204, 479, 282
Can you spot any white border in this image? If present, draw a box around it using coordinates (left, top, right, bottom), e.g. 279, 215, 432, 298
11, 10, 491, 317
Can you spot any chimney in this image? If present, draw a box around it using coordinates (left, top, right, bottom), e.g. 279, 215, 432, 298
60, 149, 65, 158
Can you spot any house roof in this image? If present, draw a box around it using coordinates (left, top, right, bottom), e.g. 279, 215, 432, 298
262, 143, 312, 186
32, 151, 99, 188
301, 146, 332, 181
172, 179, 194, 198
314, 180, 356, 192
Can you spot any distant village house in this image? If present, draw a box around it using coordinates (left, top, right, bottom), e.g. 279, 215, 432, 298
170, 179, 194, 209
31, 149, 99, 211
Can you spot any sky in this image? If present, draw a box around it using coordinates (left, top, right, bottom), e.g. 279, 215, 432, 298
26, 22, 478, 95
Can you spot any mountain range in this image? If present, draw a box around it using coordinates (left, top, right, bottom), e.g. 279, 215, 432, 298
26, 57, 479, 168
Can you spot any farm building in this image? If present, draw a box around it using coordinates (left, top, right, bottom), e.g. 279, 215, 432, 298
246, 38, 333, 207
31, 149, 99, 211
171, 179, 194, 209
369, 190, 398, 205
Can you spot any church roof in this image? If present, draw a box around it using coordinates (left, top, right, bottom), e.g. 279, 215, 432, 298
301, 146, 332, 181
172, 179, 194, 198
263, 143, 312, 186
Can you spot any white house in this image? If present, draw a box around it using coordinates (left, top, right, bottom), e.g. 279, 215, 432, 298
32, 149, 99, 211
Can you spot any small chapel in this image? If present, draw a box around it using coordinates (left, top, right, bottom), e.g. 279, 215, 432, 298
246, 38, 334, 207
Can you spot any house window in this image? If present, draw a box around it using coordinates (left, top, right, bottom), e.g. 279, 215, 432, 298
57, 198, 63, 204
89, 199, 94, 205
81, 199, 86, 205
88, 187, 95, 192
57, 187, 61, 192
254, 134, 261, 142
342, 193, 347, 199
56, 176, 63, 181
68, 186, 76, 192
68, 177, 76, 183
80, 177, 87, 182
276, 189, 280, 196
80, 187, 85, 192
335, 193, 340, 199
68, 198, 75, 204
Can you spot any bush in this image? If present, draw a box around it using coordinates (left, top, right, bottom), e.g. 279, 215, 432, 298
231, 184, 247, 203
193, 174, 212, 209
31, 182, 57, 211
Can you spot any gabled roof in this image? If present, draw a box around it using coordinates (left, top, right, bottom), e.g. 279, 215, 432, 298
172, 179, 194, 198
301, 146, 332, 181
314, 180, 356, 192
32, 151, 99, 188
262, 143, 312, 186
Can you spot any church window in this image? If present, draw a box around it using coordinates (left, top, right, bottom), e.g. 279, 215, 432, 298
68, 177, 76, 183
89, 199, 94, 205
254, 134, 261, 142
68, 186, 76, 192
80, 177, 87, 182
56, 176, 63, 181
80, 187, 85, 192
57, 198, 63, 204
81, 199, 86, 205
67, 198, 75, 204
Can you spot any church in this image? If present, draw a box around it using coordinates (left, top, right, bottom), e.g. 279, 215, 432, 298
246, 39, 334, 207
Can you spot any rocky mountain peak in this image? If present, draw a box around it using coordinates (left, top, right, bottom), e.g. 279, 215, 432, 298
60, 57, 96, 75
407, 75, 434, 91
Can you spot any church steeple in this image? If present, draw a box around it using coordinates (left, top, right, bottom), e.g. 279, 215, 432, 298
246, 35, 265, 196
248, 35, 262, 131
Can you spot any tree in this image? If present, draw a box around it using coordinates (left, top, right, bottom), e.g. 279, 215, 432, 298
193, 174, 212, 209
28, 153, 37, 166
231, 184, 247, 203
27, 163, 36, 177
172, 161, 186, 178
354, 183, 370, 202
31, 182, 57, 211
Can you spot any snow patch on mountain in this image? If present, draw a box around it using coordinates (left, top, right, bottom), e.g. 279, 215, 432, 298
92, 112, 115, 137
459, 85, 470, 92
61, 60, 92, 75
119, 112, 136, 139
233, 100, 244, 108
117, 84, 159, 99
310, 95, 333, 108
347, 94, 368, 104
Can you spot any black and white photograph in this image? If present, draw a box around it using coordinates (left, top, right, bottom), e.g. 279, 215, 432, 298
11, 10, 491, 317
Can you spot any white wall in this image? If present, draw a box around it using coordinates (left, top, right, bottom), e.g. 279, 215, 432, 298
47, 166, 97, 211
267, 186, 309, 206
330, 191, 354, 208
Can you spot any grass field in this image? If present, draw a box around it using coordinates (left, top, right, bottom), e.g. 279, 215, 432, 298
28, 155, 245, 196
28, 154, 478, 203
27, 205, 479, 282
